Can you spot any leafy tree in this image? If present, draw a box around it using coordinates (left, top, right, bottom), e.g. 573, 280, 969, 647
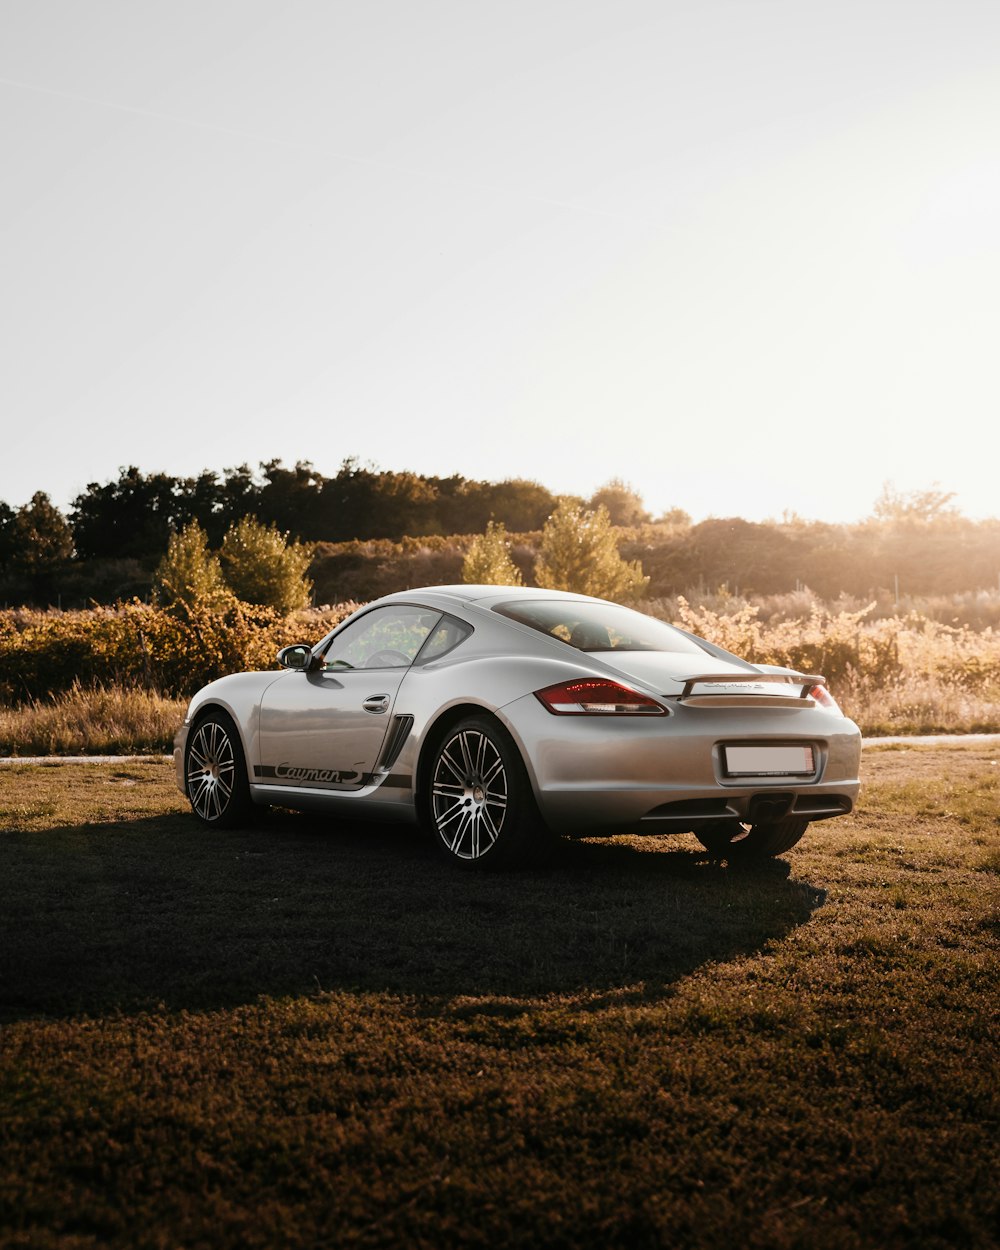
70, 466, 186, 560
429, 475, 484, 534
0, 501, 16, 568
220, 517, 312, 614
873, 482, 958, 524
535, 502, 648, 599
679, 518, 799, 596
462, 520, 523, 586
217, 463, 263, 523
654, 506, 692, 531
11, 492, 74, 575
369, 470, 440, 538
477, 479, 558, 533
398, 476, 557, 537
318, 461, 446, 541
587, 478, 651, 527
256, 459, 326, 537
173, 469, 230, 544
152, 522, 229, 611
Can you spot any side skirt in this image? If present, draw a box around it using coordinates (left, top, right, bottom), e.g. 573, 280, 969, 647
249, 782, 418, 824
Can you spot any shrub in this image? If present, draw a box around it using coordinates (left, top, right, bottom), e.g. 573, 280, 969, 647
0, 602, 357, 704
2, 596, 998, 737
219, 517, 312, 614
152, 522, 229, 611
462, 521, 523, 586
535, 502, 648, 600
667, 596, 904, 690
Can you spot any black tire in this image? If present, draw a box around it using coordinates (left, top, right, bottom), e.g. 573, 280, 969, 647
184, 711, 255, 829
695, 816, 809, 860
426, 715, 551, 869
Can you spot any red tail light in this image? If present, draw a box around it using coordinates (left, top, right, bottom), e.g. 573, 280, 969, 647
535, 679, 666, 715
810, 683, 841, 712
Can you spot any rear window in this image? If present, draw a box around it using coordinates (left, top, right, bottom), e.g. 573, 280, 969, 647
493, 600, 707, 655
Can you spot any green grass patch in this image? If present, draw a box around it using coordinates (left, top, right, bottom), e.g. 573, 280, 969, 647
0, 749, 997, 1248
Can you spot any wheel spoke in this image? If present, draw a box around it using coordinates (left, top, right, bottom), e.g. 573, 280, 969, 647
472, 732, 488, 778
189, 776, 210, 817
433, 783, 459, 802
478, 806, 500, 847
458, 732, 477, 779
434, 797, 466, 829
438, 745, 467, 786
484, 805, 507, 829
483, 778, 507, 803
449, 808, 474, 855
482, 755, 504, 788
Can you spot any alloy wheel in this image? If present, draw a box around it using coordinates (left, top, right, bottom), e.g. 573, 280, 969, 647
431, 727, 509, 860
186, 719, 237, 823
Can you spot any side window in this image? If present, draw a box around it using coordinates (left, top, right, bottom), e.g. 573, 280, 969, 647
415, 615, 472, 664
322, 606, 442, 670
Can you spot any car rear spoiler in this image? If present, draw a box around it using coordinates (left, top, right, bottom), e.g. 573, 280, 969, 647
677, 673, 826, 705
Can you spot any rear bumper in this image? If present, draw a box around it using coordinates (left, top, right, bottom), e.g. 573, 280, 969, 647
498, 693, 861, 836
538, 780, 858, 835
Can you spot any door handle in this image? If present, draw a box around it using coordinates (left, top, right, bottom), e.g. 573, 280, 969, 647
362, 694, 390, 714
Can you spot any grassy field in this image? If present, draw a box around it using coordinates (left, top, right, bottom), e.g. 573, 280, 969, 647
0, 747, 997, 1249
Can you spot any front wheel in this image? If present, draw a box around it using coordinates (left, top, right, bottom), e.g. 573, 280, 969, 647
695, 817, 809, 859
185, 712, 254, 828
427, 716, 548, 869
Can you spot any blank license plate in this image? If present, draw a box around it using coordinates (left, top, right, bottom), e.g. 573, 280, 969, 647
723, 745, 815, 776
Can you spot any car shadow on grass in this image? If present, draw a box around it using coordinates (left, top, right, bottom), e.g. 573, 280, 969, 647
0, 808, 826, 1021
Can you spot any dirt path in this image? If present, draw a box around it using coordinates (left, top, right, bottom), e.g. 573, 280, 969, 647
0, 754, 173, 765
862, 732, 1000, 747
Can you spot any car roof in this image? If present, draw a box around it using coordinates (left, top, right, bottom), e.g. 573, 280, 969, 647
376, 584, 611, 610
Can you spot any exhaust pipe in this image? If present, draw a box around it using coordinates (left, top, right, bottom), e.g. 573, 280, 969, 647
747, 793, 793, 824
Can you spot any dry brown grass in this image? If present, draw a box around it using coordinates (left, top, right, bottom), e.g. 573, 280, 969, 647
646, 594, 1000, 735
0, 683, 185, 756
1, 592, 999, 754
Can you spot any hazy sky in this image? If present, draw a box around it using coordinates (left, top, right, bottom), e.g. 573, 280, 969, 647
2, 0, 997, 524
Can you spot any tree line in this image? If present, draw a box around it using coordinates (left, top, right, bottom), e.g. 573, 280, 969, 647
33, 459, 574, 560
2, 463, 999, 608
0, 463, 656, 604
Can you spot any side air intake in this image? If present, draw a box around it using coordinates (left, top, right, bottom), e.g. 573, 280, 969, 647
378, 715, 414, 772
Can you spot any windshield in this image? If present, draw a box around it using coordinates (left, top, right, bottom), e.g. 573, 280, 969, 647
494, 600, 707, 655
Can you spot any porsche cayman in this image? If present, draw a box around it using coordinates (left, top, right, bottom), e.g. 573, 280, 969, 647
174, 584, 862, 867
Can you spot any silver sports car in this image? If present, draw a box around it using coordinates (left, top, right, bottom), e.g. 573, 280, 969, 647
174, 584, 861, 867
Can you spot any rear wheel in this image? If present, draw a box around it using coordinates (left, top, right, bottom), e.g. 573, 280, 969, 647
185, 712, 254, 828
695, 817, 809, 859
427, 716, 549, 869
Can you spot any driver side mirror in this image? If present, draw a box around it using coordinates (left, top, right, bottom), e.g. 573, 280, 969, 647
277, 644, 317, 671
